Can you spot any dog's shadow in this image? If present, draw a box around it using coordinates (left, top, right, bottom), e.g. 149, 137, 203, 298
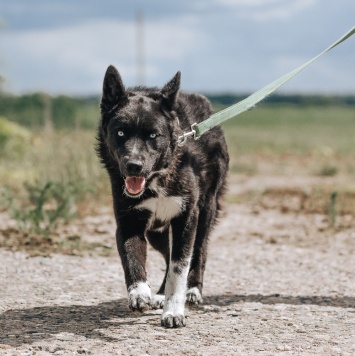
0, 298, 149, 347
1, 294, 354, 347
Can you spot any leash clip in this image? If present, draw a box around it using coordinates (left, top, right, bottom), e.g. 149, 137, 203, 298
177, 123, 198, 147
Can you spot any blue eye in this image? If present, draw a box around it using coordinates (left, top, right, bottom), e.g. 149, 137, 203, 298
150, 133, 157, 138
118, 131, 124, 137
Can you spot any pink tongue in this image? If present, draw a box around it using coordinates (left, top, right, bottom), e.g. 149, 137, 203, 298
125, 177, 146, 195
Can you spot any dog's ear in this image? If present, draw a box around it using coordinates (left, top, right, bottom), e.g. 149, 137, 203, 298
161, 71, 181, 110
101, 65, 127, 114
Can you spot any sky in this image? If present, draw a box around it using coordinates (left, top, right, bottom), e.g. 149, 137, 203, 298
0, 0, 354, 96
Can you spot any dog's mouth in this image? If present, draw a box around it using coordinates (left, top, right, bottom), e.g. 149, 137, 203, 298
125, 176, 146, 196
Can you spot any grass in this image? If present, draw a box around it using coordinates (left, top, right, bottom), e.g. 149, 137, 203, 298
0, 103, 354, 248
1, 104, 354, 192
0, 128, 109, 198
227, 186, 355, 218
222, 105, 355, 177
4, 180, 83, 236
0, 127, 110, 240
223, 105, 355, 155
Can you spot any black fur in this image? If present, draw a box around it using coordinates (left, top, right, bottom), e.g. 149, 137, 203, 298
97, 65, 229, 328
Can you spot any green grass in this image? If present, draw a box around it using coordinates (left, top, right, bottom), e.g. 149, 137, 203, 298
0, 128, 110, 237
0, 104, 354, 238
222, 105, 355, 156
0, 129, 107, 192
4, 180, 85, 236
221, 105, 355, 177
1, 104, 354, 194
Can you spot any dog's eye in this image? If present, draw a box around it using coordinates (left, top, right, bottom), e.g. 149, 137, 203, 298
118, 131, 125, 137
149, 133, 157, 139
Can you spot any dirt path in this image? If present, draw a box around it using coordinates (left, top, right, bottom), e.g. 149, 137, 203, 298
1, 176, 355, 355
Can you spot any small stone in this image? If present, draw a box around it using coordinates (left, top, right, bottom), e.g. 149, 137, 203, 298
332, 347, 342, 354
55, 332, 76, 341
0, 345, 11, 349
19, 351, 33, 356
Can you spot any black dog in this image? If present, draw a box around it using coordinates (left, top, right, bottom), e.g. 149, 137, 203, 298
97, 65, 229, 328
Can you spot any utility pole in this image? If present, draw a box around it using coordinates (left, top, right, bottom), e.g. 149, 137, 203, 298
136, 11, 146, 86
41, 92, 53, 133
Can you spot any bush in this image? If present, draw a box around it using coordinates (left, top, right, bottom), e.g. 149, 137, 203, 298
4, 180, 83, 236
0, 116, 30, 149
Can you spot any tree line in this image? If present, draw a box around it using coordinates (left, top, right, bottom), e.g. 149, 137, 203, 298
0, 92, 354, 130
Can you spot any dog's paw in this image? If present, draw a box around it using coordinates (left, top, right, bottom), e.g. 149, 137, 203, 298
186, 287, 203, 305
151, 294, 165, 309
128, 282, 152, 312
161, 312, 186, 328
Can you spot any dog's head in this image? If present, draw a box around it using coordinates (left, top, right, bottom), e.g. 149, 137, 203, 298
99, 65, 181, 198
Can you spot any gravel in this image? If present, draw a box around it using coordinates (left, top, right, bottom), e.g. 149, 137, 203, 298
1, 177, 354, 355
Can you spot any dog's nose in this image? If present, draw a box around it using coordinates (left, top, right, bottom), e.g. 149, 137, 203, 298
126, 161, 143, 175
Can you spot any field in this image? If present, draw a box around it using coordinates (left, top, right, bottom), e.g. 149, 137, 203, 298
1, 102, 355, 354
224, 105, 355, 173
1, 103, 355, 229
0, 103, 355, 250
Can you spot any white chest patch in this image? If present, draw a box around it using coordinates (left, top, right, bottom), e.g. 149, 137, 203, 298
135, 196, 184, 226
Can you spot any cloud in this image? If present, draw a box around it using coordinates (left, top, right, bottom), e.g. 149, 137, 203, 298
215, 0, 318, 21
217, 0, 281, 7
1, 20, 133, 93
1, 0, 354, 95
1, 16, 203, 94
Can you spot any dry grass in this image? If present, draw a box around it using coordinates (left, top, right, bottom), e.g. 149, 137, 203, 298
0, 104, 354, 252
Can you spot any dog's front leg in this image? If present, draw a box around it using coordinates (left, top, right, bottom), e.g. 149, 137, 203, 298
161, 209, 198, 328
116, 224, 151, 312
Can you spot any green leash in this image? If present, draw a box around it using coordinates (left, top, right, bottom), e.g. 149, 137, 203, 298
178, 26, 355, 146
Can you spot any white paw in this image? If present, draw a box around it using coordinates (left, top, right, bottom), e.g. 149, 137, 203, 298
151, 294, 165, 309
162, 261, 190, 328
186, 287, 203, 304
128, 282, 152, 312
161, 312, 186, 328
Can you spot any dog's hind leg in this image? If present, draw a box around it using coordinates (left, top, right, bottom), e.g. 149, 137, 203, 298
146, 228, 170, 309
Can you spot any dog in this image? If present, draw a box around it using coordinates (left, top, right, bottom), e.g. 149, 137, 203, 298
97, 65, 229, 328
